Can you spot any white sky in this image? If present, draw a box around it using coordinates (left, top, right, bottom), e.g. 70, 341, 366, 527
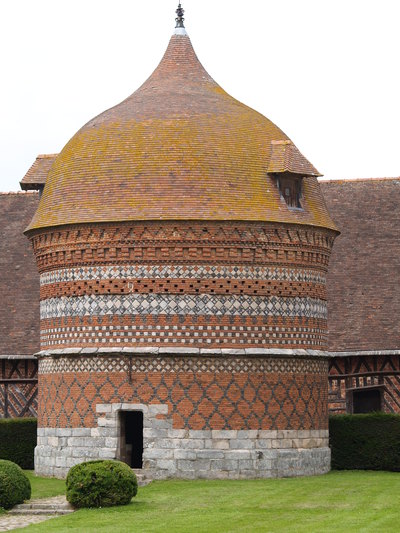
1, 0, 399, 191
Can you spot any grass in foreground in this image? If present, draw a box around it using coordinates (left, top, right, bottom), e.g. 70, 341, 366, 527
25, 471, 66, 499
22, 471, 400, 533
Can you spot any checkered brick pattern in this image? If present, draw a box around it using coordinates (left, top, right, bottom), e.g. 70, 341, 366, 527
40, 315, 326, 348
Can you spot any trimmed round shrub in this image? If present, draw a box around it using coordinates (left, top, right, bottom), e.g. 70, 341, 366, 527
0, 460, 31, 509
66, 460, 138, 508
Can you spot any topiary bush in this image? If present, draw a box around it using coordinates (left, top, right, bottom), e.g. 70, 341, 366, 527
0, 460, 31, 509
330, 413, 400, 471
0, 418, 37, 469
66, 460, 138, 508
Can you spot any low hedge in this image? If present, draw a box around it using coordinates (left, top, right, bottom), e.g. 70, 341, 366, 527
66, 460, 138, 508
330, 413, 400, 471
0, 418, 37, 469
0, 460, 31, 509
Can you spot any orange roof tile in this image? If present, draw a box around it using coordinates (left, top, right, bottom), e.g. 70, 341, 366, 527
26, 32, 337, 232
268, 141, 321, 177
20, 154, 57, 191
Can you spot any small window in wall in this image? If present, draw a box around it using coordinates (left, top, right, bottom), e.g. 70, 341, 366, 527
277, 175, 303, 209
352, 388, 382, 413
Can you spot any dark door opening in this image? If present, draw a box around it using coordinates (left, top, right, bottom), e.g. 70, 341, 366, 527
353, 388, 382, 413
120, 411, 143, 468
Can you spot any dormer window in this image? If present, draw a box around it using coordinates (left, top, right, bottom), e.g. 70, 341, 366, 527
277, 174, 302, 209
267, 139, 322, 211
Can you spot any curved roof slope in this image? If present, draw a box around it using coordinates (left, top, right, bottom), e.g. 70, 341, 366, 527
27, 31, 336, 232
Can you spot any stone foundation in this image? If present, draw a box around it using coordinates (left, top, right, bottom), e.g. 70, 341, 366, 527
35, 402, 330, 479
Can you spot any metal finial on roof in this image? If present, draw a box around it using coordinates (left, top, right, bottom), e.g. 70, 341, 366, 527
175, 2, 185, 28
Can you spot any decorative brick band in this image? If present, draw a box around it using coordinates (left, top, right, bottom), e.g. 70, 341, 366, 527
40, 278, 326, 301
38, 355, 328, 430
40, 294, 327, 320
30, 222, 335, 274
40, 265, 327, 286
39, 317, 326, 348
38, 355, 328, 375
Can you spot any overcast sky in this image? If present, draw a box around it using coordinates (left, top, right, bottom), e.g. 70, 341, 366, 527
1, 0, 399, 191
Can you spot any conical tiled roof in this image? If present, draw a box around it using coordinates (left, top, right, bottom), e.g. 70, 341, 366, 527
27, 27, 336, 232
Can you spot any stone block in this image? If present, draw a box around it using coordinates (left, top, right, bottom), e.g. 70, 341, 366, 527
237, 430, 259, 439
152, 419, 172, 429
57, 428, 73, 437
174, 449, 196, 460
209, 439, 229, 450
189, 430, 212, 439
153, 439, 174, 449
98, 449, 116, 459
121, 403, 148, 413
96, 404, 112, 413
255, 439, 272, 450
159, 347, 199, 355
148, 404, 169, 415
210, 459, 238, 471
172, 438, 204, 450
143, 428, 168, 439
225, 450, 251, 460
156, 460, 177, 471
177, 459, 210, 471
80, 437, 104, 448
104, 437, 118, 448
67, 437, 87, 447
211, 430, 237, 439
71, 447, 98, 459
145, 449, 174, 459
196, 450, 224, 460
271, 439, 292, 449
259, 430, 278, 439
168, 429, 188, 439
97, 427, 117, 438
229, 439, 255, 450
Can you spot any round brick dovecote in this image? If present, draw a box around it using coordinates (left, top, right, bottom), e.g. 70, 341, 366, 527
27, 21, 338, 479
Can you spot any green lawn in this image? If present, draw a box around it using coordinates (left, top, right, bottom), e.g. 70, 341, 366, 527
26, 471, 66, 499
21, 471, 400, 532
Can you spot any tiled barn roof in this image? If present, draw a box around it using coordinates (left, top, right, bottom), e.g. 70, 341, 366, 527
321, 178, 400, 352
20, 154, 57, 191
0, 192, 40, 355
26, 30, 336, 232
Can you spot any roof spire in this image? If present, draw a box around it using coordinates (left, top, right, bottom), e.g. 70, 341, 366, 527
175, 2, 185, 28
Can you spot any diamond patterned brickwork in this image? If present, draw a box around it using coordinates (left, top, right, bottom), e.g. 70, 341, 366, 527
38, 355, 328, 430
40, 265, 327, 286
40, 294, 327, 320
